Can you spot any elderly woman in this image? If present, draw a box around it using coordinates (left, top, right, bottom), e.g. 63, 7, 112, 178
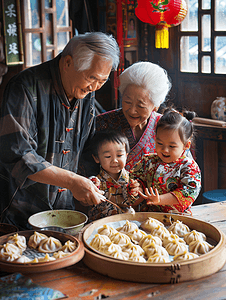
79, 61, 171, 177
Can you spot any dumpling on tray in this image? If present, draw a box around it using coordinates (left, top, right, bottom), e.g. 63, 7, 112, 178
28, 231, 48, 249
38, 236, 62, 253
168, 220, 190, 237
90, 234, 111, 251
121, 242, 145, 257
97, 225, 117, 238
117, 220, 139, 233
110, 232, 131, 246
162, 233, 185, 247
165, 240, 188, 256
61, 240, 77, 253
143, 242, 169, 259
126, 229, 146, 244
147, 253, 170, 263
184, 230, 206, 245
151, 225, 170, 240
128, 252, 146, 263
189, 240, 214, 255
140, 217, 164, 233
139, 234, 162, 248
0, 243, 22, 262
14, 255, 32, 264
173, 250, 199, 261
7, 233, 27, 251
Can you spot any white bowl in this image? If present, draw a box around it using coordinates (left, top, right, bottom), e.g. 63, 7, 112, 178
28, 210, 88, 236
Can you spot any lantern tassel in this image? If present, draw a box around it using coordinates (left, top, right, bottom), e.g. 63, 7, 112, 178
155, 24, 169, 49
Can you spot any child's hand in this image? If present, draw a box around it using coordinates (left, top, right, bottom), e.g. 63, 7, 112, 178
138, 187, 160, 204
89, 176, 101, 188
129, 179, 143, 197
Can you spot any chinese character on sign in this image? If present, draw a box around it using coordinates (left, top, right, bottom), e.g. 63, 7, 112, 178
7, 22, 17, 36
5, 4, 16, 18
8, 42, 19, 55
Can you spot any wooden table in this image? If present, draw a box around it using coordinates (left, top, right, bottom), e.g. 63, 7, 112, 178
20, 202, 225, 300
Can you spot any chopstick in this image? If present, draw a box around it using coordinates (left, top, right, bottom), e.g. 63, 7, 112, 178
101, 197, 124, 212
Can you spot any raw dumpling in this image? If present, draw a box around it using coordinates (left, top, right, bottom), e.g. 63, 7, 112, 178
28, 231, 48, 249
151, 225, 170, 240
173, 250, 199, 261
110, 232, 131, 245
165, 240, 188, 256
189, 240, 214, 255
38, 254, 56, 262
100, 242, 122, 256
53, 251, 71, 259
38, 236, 62, 253
140, 217, 164, 232
14, 255, 32, 264
168, 220, 190, 237
121, 242, 145, 257
162, 233, 185, 247
143, 242, 169, 258
7, 233, 27, 251
184, 230, 206, 245
139, 234, 162, 248
108, 251, 129, 260
147, 253, 170, 263
0, 243, 22, 262
128, 252, 146, 263
90, 234, 111, 251
126, 229, 146, 244
97, 225, 117, 238
61, 240, 77, 253
117, 220, 139, 233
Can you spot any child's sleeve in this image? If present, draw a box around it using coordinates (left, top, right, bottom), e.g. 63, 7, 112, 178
171, 160, 201, 212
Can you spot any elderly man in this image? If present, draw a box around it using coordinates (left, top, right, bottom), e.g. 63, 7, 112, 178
0, 32, 119, 230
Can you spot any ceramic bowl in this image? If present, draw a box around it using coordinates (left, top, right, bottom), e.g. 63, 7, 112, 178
28, 210, 88, 236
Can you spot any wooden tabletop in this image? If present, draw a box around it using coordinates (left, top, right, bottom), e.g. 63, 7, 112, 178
23, 202, 226, 300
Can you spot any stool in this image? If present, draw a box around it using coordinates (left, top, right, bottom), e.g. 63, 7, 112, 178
202, 189, 226, 204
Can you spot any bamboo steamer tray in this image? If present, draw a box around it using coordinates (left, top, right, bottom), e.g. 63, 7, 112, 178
0, 230, 84, 274
82, 212, 226, 284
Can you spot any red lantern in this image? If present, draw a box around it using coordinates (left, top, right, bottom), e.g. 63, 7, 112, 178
135, 0, 188, 48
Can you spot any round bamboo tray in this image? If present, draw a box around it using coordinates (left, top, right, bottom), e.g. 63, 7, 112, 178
0, 230, 84, 273
82, 212, 226, 283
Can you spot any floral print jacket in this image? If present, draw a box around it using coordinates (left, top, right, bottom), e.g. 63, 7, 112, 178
129, 153, 201, 215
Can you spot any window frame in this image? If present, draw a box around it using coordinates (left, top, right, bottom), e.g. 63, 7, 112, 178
179, 0, 226, 76
21, 0, 73, 69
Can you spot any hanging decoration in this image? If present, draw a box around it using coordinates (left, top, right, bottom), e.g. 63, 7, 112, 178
135, 0, 188, 49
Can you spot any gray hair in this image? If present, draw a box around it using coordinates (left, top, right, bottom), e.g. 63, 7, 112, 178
61, 32, 120, 71
119, 61, 172, 107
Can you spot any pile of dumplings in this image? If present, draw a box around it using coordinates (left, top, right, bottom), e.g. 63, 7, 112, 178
0, 231, 77, 264
89, 217, 214, 263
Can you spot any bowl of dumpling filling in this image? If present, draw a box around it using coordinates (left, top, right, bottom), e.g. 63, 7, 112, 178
28, 210, 88, 236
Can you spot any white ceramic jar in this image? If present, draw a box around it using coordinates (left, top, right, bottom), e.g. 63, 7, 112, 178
211, 97, 226, 121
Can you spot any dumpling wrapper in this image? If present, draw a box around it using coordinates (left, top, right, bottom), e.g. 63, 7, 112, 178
0, 243, 22, 262
168, 220, 190, 237
140, 217, 164, 233
28, 231, 48, 249
7, 233, 27, 251
38, 236, 62, 253
165, 240, 188, 256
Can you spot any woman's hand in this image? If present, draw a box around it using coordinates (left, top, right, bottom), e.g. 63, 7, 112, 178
138, 187, 160, 204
